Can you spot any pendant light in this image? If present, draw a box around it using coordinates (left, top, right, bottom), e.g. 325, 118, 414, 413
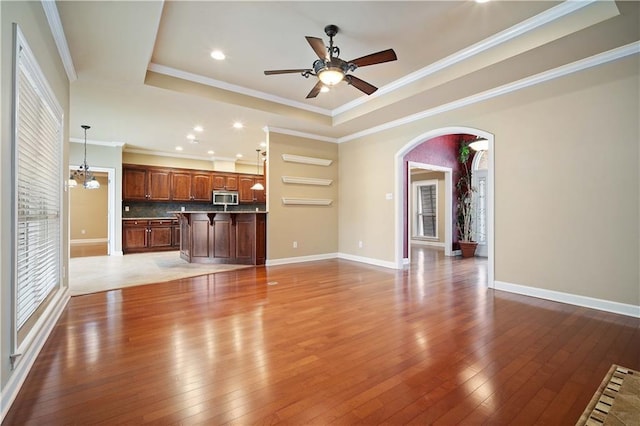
70, 125, 100, 189
250, 149, 264, 191
469, 137, 488, 151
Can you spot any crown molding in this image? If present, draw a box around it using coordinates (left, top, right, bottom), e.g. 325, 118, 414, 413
265, 126, 339, 144
69, 138, 124, 147
148, 63, 332, 117
333, 0, 603, 116
338, 41, 640, 144
41, 0, 77, 82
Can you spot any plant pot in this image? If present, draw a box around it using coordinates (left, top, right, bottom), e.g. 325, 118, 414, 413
459, 241, 478, 258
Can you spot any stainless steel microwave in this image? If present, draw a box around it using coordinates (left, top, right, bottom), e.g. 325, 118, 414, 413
212, 190, 239, 206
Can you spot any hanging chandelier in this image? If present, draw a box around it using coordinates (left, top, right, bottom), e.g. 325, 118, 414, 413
250, 149, 264, 191
68, 125, 100, 189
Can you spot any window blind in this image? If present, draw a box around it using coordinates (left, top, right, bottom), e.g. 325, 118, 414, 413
14, 30, 63, 332
417, 183, 437, 238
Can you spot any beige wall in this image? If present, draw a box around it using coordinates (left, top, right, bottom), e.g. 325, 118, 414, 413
70, 175, 108, 240
1, 0, 70, 392
410, 171, 445, 244
267, 132, 338, 260
339, 56, 639, 306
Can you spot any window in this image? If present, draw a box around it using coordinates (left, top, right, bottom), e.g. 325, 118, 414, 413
414, 180, 438, 239
13, 25, 64, 350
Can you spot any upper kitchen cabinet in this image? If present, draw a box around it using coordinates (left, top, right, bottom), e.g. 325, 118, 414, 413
212, 173, 238, 191
239, 175, 266, 203
123, 166, 171, 201
171, 171, 212, 202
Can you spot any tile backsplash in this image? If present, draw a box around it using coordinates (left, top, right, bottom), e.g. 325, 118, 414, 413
123, 202, 266, 218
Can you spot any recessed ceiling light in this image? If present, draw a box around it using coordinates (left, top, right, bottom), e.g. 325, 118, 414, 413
475, 0, 490, 3
210, 50, 225, 60
236, 153, 243, 158
259, 141, 267, 148
186, 134, 196, 140
207, 150, 214, 155
193, 125, 203, 132
233, 121, 244, 129
175, 146, 183, 151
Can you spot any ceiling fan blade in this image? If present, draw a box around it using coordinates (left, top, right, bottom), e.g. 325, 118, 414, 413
345, 75, 378, 95
349, 49, 397, 67
306, 80, 324, 99
264, 69, 311, 75
306, 36, 327, 59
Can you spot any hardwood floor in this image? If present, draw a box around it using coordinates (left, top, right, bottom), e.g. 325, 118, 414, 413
4, 247, 639, 425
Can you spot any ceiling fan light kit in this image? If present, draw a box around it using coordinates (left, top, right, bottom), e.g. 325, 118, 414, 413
264, 24, 397, 99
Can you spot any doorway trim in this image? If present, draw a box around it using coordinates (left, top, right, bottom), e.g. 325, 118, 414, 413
394, 126, 494, 288
407, 162, 453, 258
68, 165, 117, 256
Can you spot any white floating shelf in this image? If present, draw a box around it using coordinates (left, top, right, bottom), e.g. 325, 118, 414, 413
281, 154, 332, 166
281, 197, 333, 206
281, 176, 333, 186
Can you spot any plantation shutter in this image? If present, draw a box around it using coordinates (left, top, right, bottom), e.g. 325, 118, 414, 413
14, 29, 63, 331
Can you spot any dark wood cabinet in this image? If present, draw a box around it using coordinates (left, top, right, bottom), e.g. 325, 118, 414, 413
124, 164, 265, 204
212, 173, 238, 191
123, 220, 148, 250
171, 172, 192, 201
123, 166, 170, 201
191, 172, 213, 201
177, 212, 266, 265
238, 174, 266, 203
123, 219, 179, 253
171, 171, 212, 202
122, 168, 148, 201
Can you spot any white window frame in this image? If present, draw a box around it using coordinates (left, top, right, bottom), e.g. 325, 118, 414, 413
11, 24, 65, 364
412, 179, 438, 240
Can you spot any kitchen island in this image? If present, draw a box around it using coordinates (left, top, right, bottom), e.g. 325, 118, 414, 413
170, 211, 266, 265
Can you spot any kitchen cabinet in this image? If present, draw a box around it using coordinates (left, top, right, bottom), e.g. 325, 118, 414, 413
175, 212, 266, 265
123, 166, 171, 201
239, 175, 266, 203
123, 219, 179, 253
212, 173, 238, 191
171, 171, 212, 202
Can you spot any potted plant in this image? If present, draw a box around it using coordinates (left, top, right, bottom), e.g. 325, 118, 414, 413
456, 141, 477, 258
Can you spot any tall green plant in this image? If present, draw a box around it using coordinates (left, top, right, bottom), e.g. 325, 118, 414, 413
456, 142, 475, 242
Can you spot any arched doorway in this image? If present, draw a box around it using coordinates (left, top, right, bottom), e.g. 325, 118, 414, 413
394, 126, 495, 288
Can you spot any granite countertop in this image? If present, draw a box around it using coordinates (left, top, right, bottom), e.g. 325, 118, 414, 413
168, 210, 268, 214
123, 217, 175, 220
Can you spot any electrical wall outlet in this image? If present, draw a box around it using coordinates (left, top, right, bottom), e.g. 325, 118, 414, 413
293, 241, 298, 248
81, 229, 86, 235
124, 206, 130, 212
358, 240, 363, 248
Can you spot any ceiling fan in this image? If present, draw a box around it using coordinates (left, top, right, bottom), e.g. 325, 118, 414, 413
264, 24, 397, 99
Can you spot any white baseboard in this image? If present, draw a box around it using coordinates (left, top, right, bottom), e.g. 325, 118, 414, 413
70, 238, 108, 245
1, 288, 70, 422
266, 252, 400, 270
411, 239, 445, 248
110, 250, 124, 256
494, 280, 640, 318
337, 253, 399, 269
266, 252, 338, 266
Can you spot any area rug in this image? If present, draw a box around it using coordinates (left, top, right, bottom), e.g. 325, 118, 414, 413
576, 364, 640, 425
69, 251, 252, 296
